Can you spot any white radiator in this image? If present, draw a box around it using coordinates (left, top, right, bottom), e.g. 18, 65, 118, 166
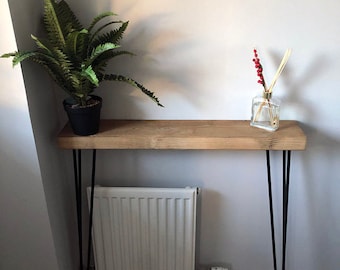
87, 187, 198, 270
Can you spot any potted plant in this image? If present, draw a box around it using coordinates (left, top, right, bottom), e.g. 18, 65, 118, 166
1, 0, 163, 135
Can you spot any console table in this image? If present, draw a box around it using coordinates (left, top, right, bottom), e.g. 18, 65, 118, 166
57, 120, 306, 270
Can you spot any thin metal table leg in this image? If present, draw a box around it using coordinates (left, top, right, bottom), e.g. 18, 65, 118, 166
266, 150, 277, 270
73, 150, 83, 270
87, 150, 97, 270
282, 150, 291, 270
73, 149, 97, 270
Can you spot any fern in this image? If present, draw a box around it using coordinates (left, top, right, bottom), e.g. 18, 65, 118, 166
31, 35, 52, 55
103, 74, 163, 107
88, 43, 118, 64
65, 29, 89, 63
43, 0, 66, 47
81, 65, 99, 86
1, 51, 36, 67
88, 11, 116, 32
55, 0, 83, 32
90, 21, 128, 50
89, 21, 123, 43
1, 0, 162, 107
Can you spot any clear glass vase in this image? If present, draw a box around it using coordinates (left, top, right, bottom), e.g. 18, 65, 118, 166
250, 92, 280, 131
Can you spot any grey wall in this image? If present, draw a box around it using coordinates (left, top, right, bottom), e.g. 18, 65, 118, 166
1, 0, 76, 269
0, 0, 60, 269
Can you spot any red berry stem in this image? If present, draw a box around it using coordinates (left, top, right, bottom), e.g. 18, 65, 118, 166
253, 49, 267, 91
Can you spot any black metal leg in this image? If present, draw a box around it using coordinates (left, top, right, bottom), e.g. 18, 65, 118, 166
266, 150, 277, 270
266, 150, 292, 270
282, 150, 291, 270
73, 149, 97, 270
87, 150, 97, 270
73, 150, 83, 270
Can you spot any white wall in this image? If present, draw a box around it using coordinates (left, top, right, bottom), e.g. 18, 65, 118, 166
3, 0, 340, 270
68, 0, 340, 269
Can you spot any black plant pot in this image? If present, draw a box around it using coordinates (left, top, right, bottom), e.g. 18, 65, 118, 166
63, 95, 102, 136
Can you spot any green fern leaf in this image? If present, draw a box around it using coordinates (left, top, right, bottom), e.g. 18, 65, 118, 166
88, 11, 116, 32
1, 52, 19, 59
86, 43, 118, 67
65, 29, 89, 60
81, 65, 99, 86
89, 21, 123, 41
43, 0, 66, 47
90, 21, 128, 50
12, 51, 39, 67
56, 0, 83, 32
92, 43, 118, 57
31, 35, 52, 55
103, 74, 163, 107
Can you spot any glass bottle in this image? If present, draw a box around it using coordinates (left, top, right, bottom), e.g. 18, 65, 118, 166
250, 91, 280, 131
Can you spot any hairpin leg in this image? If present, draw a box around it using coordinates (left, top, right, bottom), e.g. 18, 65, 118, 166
282, 150, 291, 270
87, 150, 97, 270
73, 149, 97, 270
266, 150, 277, 270
73, 150, 83, 270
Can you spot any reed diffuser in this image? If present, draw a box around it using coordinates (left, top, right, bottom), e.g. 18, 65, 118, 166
250, 48, 291, 131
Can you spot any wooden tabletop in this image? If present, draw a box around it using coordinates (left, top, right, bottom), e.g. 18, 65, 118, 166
57, 120, 306, 150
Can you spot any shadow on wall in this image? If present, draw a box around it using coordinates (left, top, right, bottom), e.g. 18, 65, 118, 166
268, 49, 329, 121
93, 12, 210, 116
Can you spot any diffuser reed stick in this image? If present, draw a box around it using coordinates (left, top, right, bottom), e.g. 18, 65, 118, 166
267, 49, 292, 93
